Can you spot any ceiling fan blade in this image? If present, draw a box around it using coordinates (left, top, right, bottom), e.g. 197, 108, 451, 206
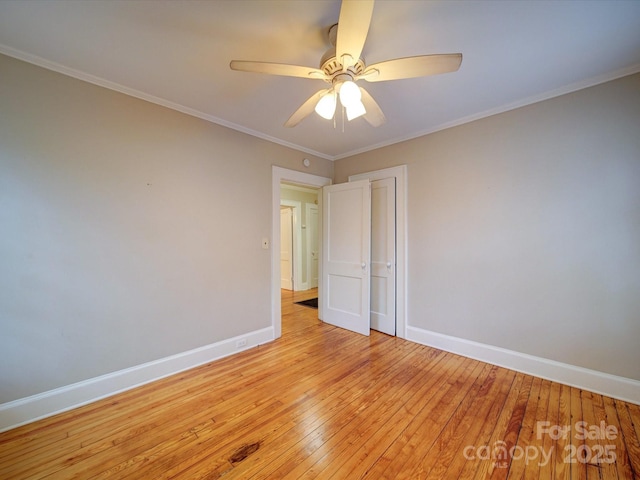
230, 60, 328, 80
284, 89, 330, 128
336, 0, 375, 69
361, 54, 462, 82
359, 87, 386, 127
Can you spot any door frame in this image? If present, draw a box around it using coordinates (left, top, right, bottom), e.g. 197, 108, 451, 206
350, 165, 407, 339
272, 166, 332, 338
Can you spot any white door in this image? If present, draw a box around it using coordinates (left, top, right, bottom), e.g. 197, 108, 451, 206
307, 204, 319, 289
321, 180, 371, 336
370, 178, 396, 335
280, 207, 293, 290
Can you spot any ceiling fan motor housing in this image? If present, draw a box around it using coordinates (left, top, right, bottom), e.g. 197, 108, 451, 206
321, 22, 365, 85
320, 50, 365, 90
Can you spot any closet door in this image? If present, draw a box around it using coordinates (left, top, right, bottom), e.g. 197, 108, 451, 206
321, 180, 371, 336
370, 178, 396, 335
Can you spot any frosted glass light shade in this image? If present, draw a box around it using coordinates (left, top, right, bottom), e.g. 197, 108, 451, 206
339, 81, 361, 107
346, 99, 366, 121
315, 91, 337, 120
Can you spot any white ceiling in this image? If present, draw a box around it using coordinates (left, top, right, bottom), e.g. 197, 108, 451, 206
1, 0, 639, 160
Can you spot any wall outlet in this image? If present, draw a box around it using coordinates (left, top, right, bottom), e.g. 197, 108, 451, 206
236, 339, 247, 348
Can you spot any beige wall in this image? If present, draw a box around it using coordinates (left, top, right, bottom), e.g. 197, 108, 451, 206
2, 48, 638, 409
0, 54, 333, 403
335, 73, 640, 381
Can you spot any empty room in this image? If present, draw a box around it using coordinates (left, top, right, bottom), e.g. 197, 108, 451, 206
1, 1, 639, 478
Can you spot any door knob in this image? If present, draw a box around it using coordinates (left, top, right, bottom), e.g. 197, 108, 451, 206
361, 262, 367, 270
386, 262, 392, 270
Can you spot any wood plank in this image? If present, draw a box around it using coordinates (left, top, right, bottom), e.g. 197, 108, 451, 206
570, 387, 589, 480
627, 402, 640, 456
490, 373, 533, 480
615, 399, 640, 477
581, 390, 604, 480
602, 395, 634, 480
499, 375, 543, 480
521, 379, 552, 480
483, 372, 537, 480
592, 393, 620, 479
538, 379, 561, 480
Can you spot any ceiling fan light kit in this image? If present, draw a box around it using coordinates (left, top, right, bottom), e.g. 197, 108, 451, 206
230, 0, 462, 128
314, 80, 367, 122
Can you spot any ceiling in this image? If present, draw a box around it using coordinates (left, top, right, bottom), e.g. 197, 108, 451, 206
1, 0, 639, 160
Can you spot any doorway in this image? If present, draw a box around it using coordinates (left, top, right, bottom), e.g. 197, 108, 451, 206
281, 185, 319, 292
271, 167, 332, 339
271, 165, 407, 340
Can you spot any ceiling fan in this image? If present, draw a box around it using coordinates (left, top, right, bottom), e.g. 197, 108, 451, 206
230, 0, 462, 128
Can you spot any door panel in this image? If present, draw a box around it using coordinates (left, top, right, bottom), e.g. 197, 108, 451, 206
370, 178, 396, 335
322, 180, 371, 336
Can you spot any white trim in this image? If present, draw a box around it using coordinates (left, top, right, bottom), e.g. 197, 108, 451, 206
406, 326, 640, 405
332, 63, 640, 161
349, 166, 407, 339
0, 44, 332, 161
280, 200, 303, 291
0, 327, 274, 433
272, 167, 332, 337
4, 44, 637, 164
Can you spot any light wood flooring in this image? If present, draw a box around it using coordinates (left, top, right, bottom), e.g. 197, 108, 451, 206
1, 288, 639, 479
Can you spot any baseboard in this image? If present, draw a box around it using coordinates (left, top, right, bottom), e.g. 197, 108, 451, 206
406, 326, 640, 405
0, 327, 274, 433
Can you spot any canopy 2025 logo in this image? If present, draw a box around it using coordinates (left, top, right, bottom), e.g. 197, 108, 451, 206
538, 420, 617, 465
463, 421, 617, 468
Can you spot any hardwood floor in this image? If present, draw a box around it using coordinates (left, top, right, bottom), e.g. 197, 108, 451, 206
1, 289, 639, 479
